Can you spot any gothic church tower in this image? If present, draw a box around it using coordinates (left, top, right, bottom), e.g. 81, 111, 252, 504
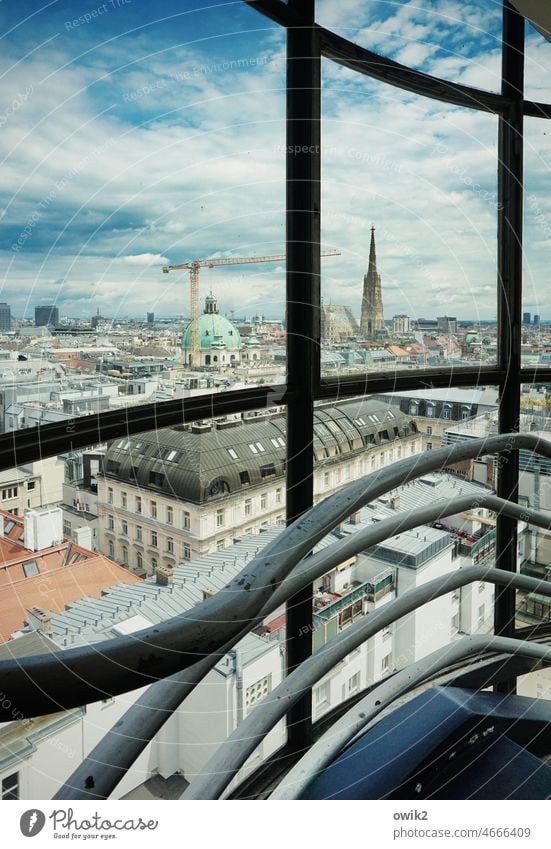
360, 226, 385, 337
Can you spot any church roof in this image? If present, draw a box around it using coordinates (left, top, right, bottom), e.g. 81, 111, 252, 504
181, 294, 242, 351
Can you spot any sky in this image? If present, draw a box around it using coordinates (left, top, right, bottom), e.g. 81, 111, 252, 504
1, 0, 550, 322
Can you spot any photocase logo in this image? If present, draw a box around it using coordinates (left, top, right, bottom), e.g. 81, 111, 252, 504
20, 809, 46, 837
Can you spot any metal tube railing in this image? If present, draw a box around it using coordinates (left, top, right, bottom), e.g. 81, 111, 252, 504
57, 491, 551, 799
183, 566, 551, 799
3, 432, 548, 720
270, 635, 551, 799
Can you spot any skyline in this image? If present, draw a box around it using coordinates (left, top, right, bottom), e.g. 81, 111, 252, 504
1, 1, 550, 321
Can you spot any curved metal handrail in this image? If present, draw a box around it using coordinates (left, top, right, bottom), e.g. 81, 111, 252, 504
56, 490, 551, 799
270, 635, 551, 800
182, 567, 551, 800
2, 432, 549, 720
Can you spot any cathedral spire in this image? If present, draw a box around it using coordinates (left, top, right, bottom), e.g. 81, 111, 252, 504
360, 224, 385, 338
368, 225, 377, 275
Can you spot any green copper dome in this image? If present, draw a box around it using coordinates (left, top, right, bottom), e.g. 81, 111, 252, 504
181, 294, 242, 351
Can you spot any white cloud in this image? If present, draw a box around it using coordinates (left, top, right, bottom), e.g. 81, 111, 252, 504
1, 5, 550, 322
122, 253, 169, 266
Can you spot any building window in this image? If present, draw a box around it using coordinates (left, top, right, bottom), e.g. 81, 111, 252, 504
217, 538, 225, 551
136, 496, 142, 514
183, 511, 190, 530
63, 519, 71, 536
275, 488, 282, 504
167, 506, 173, 525
149, 471, 165, 487
260, 463, 276, 478
216, 509, 225, 527
122, 546, 128, 565
427, 426, 433, 435
478, 604, 486, 626
151, 558, 157, 571
121, 492, 127, 509
121, 520, 128, 536
136, 525, 142, 542
167, 537, 174, 554
323, 471, 330, 488
27, 481, 36, 491
108, 540, 114, 558
107, 487, 113, 504
1, 487, 17, 500
348, 672, 360, 694
1, 772, 19, 800
183, 543, 191, 560
245, 674, 271, 713
245, 499, 252, 517
136, 552, 143, 571
151, 531, 158, 547
150, 501, 157, 519
314, 682, 330, 707
381, 653, 392, 675
239, 471, 251, 486
107, 515, 114, 530
426, 442, 432, 451
261, 493, 267, 510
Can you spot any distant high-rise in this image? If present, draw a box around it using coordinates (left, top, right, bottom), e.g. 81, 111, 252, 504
0, 303, 11, 333
35, 305, 59, 327
91, 308, 101, 329
360, 226, 384, 337
437, 315, 457, 334
147, 312, 155, 325
534, 314, 541, 326
523, 311, 531, 325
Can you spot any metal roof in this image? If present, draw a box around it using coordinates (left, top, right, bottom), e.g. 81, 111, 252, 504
101, 398, 416, 504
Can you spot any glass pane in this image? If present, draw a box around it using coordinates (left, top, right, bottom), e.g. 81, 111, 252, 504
515, 383, 551, 636
2, 1, 285, 418
523, 117, 550, 336
525, 19, 551, 102
312, 389, 498, 696
317, 0, 503, 91
320, 60, 498, 378
1, 404, 289, 790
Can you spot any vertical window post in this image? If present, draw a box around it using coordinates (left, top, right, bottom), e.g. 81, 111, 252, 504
285, 0, 320, 750
495, 0, 524, 687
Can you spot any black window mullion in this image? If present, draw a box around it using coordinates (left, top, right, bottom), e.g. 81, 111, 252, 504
495, 1, 525, 685
285, 0, 320, 751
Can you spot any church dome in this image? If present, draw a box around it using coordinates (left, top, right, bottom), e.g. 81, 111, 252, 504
181, 294, 242, 352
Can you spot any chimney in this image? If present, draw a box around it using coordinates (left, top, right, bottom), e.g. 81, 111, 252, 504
349, 511, 361, 525
390, 495, 400, 510
155, 564, 173, 586
27, 606, 51, 634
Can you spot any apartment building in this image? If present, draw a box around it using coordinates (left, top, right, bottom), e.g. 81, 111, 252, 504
96, 398, 423, 575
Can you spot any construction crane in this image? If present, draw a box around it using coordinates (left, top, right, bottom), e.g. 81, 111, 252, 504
163, 249, 340, 367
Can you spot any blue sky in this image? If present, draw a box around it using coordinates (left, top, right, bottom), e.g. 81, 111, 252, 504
1, 0, 550, 322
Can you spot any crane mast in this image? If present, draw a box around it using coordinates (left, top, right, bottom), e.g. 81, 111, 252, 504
162, 249, 340, 368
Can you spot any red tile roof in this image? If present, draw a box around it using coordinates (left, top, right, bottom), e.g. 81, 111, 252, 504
0, 509, 140, 641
